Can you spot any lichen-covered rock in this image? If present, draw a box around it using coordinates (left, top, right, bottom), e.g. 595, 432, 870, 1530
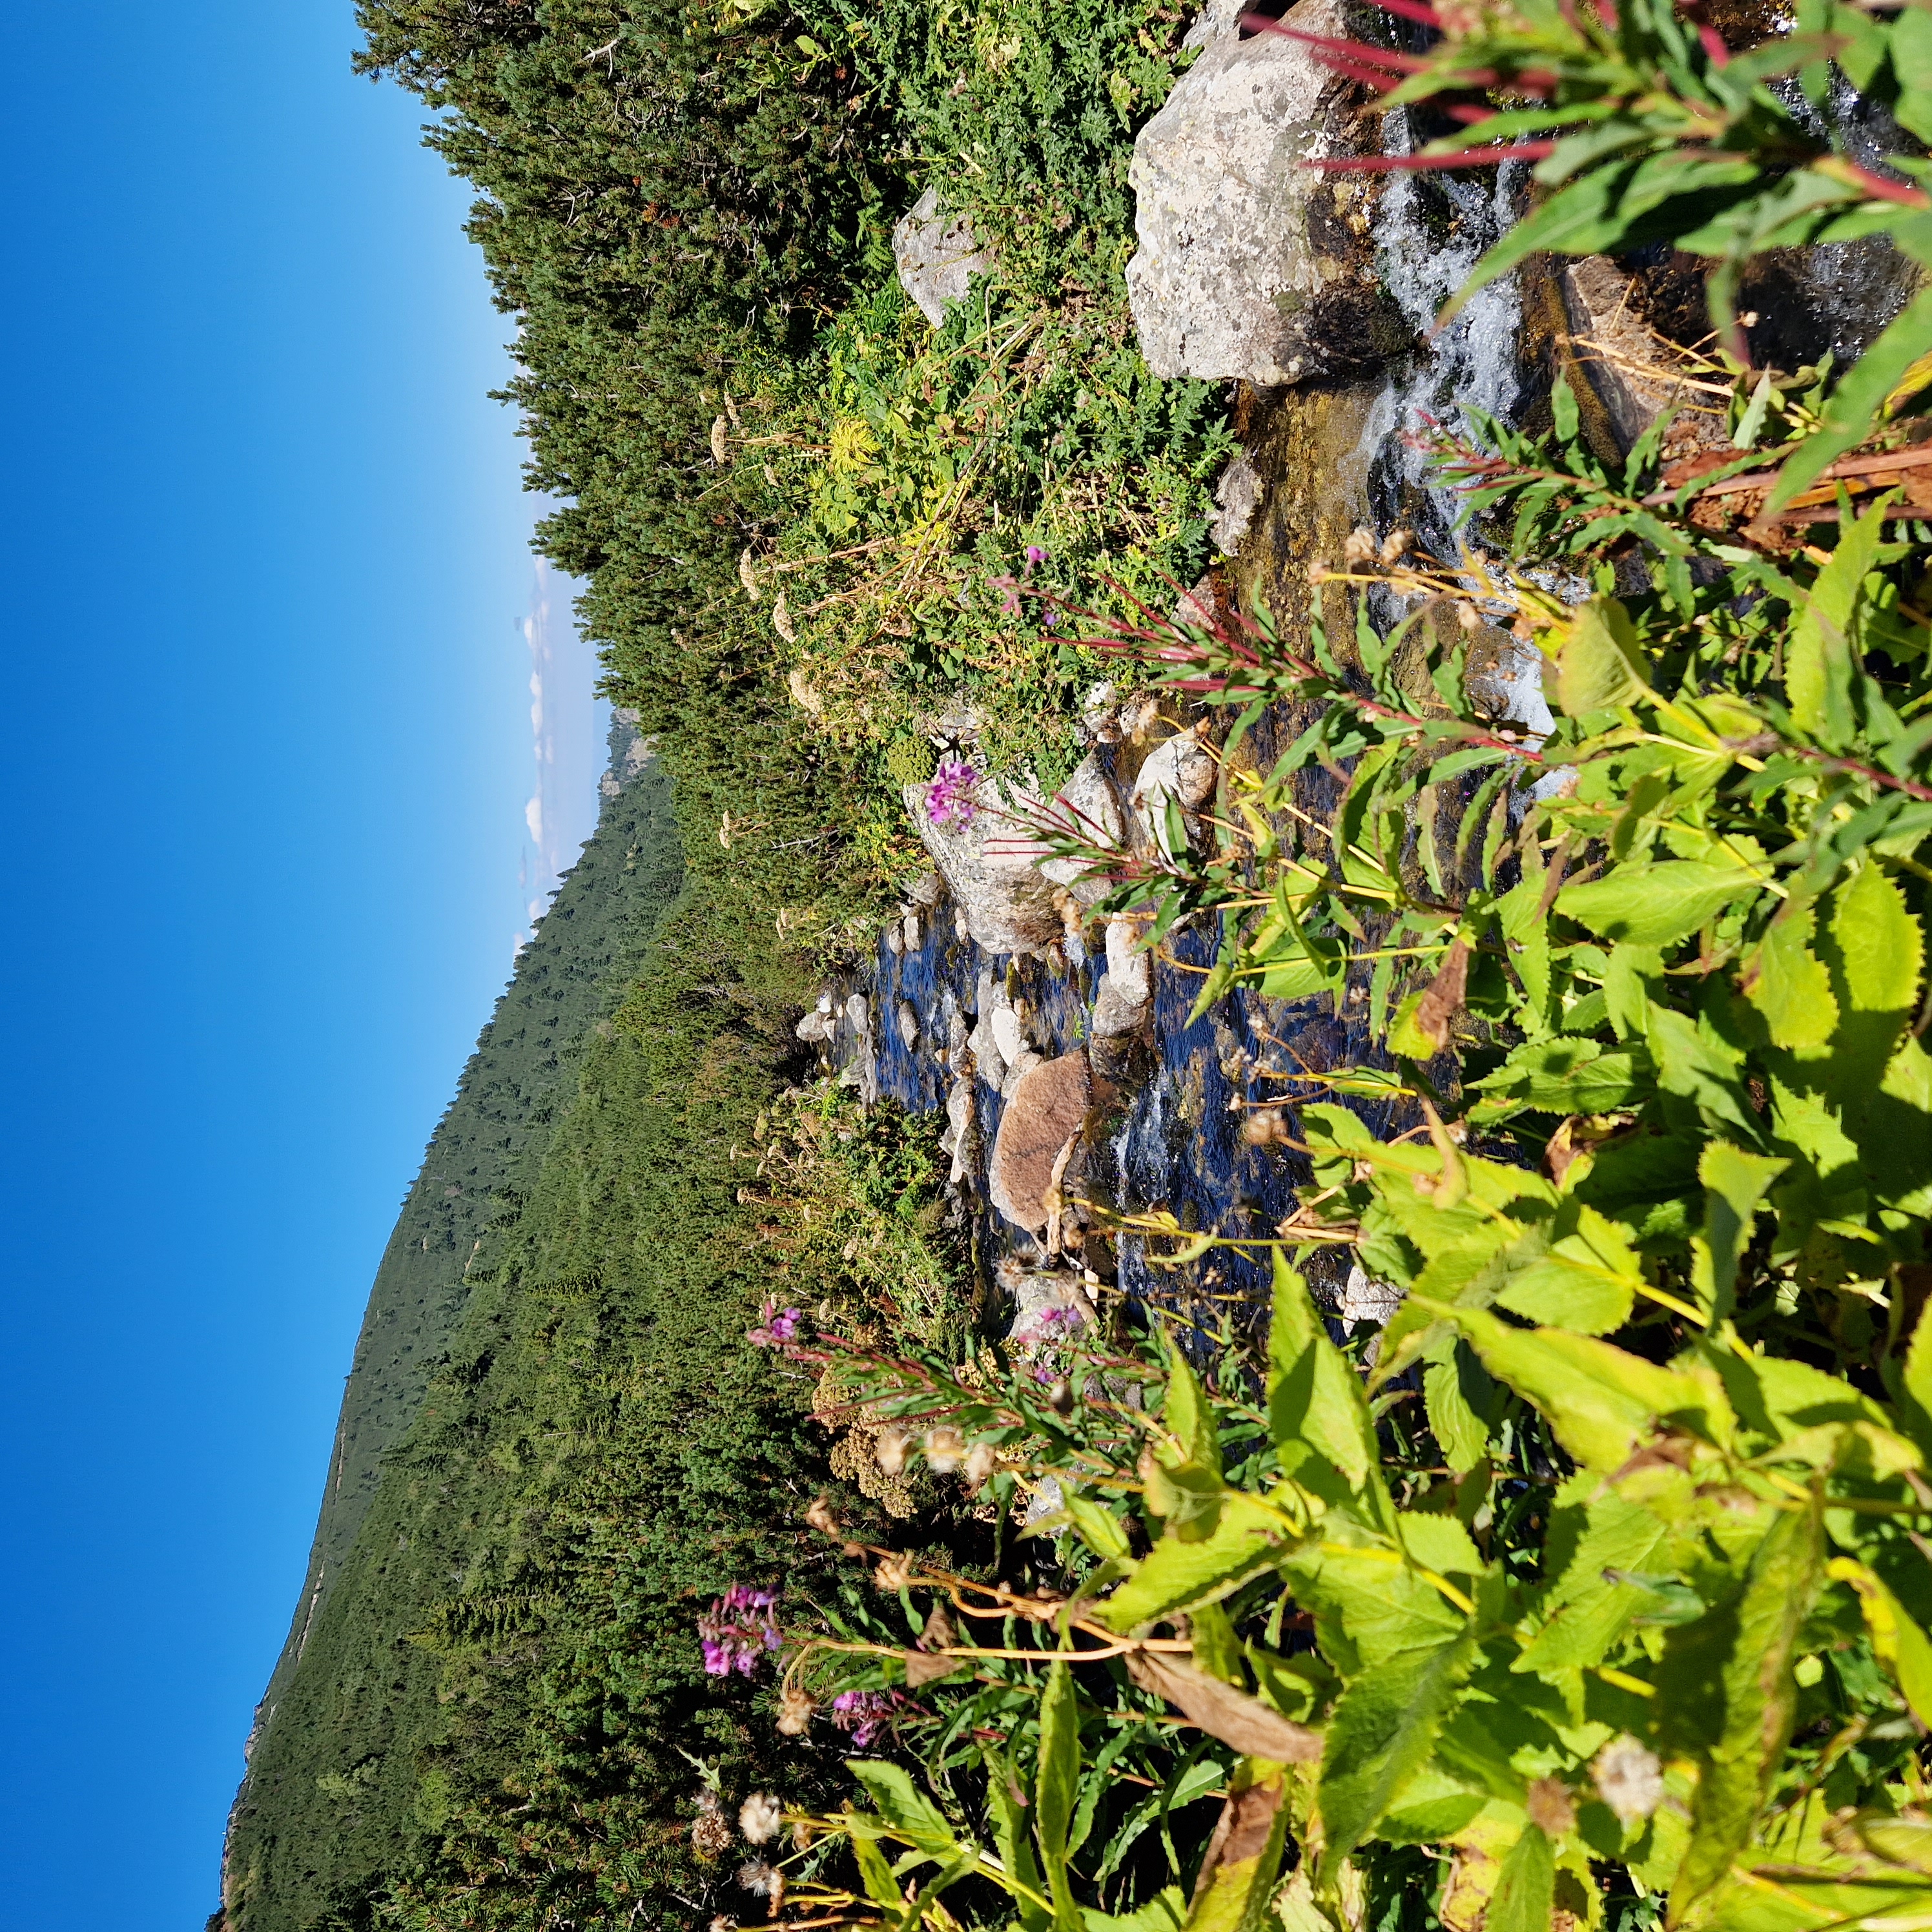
903, 775, 1065, 955
893, 188, 998, 327
1131, 724, 1217, 858
1126, 0, 1399, 385
990, 1051, 1098, 1231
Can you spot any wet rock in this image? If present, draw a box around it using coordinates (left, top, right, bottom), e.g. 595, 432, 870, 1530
903, 774, 1065, 955
893, 187, 998, 327
1001, 1046, 1045, 1100
896, 1001, 921, 1052
940, 1073, 976, 1187
885, 921, 904, 956
991, 1003, 1028, 1069
990, 1051, 1101, 1232
1131, 724, 1217, 858
907, 870, 944, 909
1091, 914, 1153, 1038
902, 910, 922, 952
1126, 0, 1399, 385
1562, 256, 1718, 455
795, 1008, 836, 1045
1181, 0, 1244, 47
1210, 451, 1263, 555
844, 992, 870, 1031
1339, 1263, 1403, 1328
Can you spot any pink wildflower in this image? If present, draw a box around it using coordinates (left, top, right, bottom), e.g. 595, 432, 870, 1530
925, 759, 981, 828
747, 1300, 803, 1348
1024, 544, 1047, 567
830, 1689, 916, 1747
699, 1585, 781, 1677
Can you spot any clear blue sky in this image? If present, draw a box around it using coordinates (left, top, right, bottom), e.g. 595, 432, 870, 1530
0, 3, 579, 1923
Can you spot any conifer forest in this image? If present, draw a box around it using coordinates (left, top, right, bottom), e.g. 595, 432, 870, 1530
220, 1, 1932, 1927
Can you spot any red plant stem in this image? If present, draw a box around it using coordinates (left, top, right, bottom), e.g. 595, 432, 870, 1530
1788, 746, 1932, 803
1257, 23, 1428, 70
1368, 0, 1444, 23
1311, 141, 1556, 170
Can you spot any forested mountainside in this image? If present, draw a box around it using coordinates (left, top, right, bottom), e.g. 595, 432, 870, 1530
228, 0, 1932, 1926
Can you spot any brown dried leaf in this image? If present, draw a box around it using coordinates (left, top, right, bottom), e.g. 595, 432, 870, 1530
1412, 939, 1471, 1053
1125, 1650, 1322, 1763
903, 1648, 967, 1688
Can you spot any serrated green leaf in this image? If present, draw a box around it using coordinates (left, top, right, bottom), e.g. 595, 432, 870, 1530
1830, 1558, 1932, 1732
1317, 1631, 1476, 1878
1743, 900, 1838, 1049
1095, 1495, 1288, 1633
983, 1744, 1051, 1932
1788, 495, 1887, 743
1665, 1506, 1824, 1918
1182, 1769, 1291, 1932
1696, 1140, 1787, 1323
848, 1760, 958, 1858
1834, 862, 1922, 1014
1395, 1511, 1483, 1575
1421, 1299, 1729, 1472
1559, 860, 1762, 950
1494, 1200, 1644, 1335
1268, 1255, 1386, 1505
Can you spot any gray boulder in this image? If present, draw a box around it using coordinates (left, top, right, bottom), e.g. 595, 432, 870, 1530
1126, 0, 1399, 385
894, 188, 998, 327
903, 773, 1065, 955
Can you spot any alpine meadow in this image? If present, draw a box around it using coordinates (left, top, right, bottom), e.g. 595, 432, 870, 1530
221, 2, 1932, 1930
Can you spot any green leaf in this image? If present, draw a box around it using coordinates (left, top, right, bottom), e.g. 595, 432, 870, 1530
1082, 1887, 1186, 1932
1895, 2, 1932, 143
1829, 1558, 1932, 1732
1422, 1299, 1729, 1472
1395, 1511, 1483, 1575
1189, 1600, 1247, 1687
1066, 1493, 1132, 1561
1665, 1506, 1825, 1919
983, 1745, 1051, 1932
1646, 1003, 1762, 1142
1514, 1497, 1673, 1674
1037, 1660, 1083, 1932
1742, 901, 1838, 1049
1488, 1825, 1557, 1932
1317, 1632, 1476, 1878
1695, 1140, 1787, 1324
1787, 494, 1887, 743
849, 1828, 907, 1907
1423, 1338, 1493, 1475
1834, 862, 1922, 1014
1268, 1253, 1384, 1503
1493, 1200, 1645, 1335
848, 1761, 957, 1858
1095, 1494, 1288, 1633
1554, 597, 1648, 716
1182, 1769, 1293, 1932
1558, 862, 1761, 948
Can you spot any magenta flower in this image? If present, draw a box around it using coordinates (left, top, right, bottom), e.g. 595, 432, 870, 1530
830, 1690, 915, 1747
925, 759, 981, 828
748, 1300, 803, 1348
1024, 544, 1047, 567
699, 1585, 781, 1677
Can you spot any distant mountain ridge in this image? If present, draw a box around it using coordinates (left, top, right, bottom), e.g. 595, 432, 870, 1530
221, 724, 683, 1913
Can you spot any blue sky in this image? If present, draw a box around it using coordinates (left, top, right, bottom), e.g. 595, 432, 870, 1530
0, 2, 600, 1923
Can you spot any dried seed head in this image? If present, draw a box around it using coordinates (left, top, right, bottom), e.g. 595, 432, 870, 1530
803, 1493, 841, 1539
963, 1442, 996, 1490
738, 1792, 783, 1844
775, 1685, 815, 1736
874, 1551, 914, 1592
874, 1426, 910, 1477
1456, 601, 1483, 632
1525, 1776, 1576, 1838
1047, 1378, 1074, 1415
1243, 1107, 1288, 1147
1379, 528, 1413, 566
1593, 1734, 1664, 1827
692, 1810, 733, 1861
737, 1858, 781, 1900
1343, 526, 1377, 564
924, 1426, 966, 1474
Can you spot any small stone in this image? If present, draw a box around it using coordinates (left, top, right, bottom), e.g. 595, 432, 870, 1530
991, 1005, 1027, 1068
902, 911, 922, 952
892, 187, 998, 327
896, 1002, 921, 1051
